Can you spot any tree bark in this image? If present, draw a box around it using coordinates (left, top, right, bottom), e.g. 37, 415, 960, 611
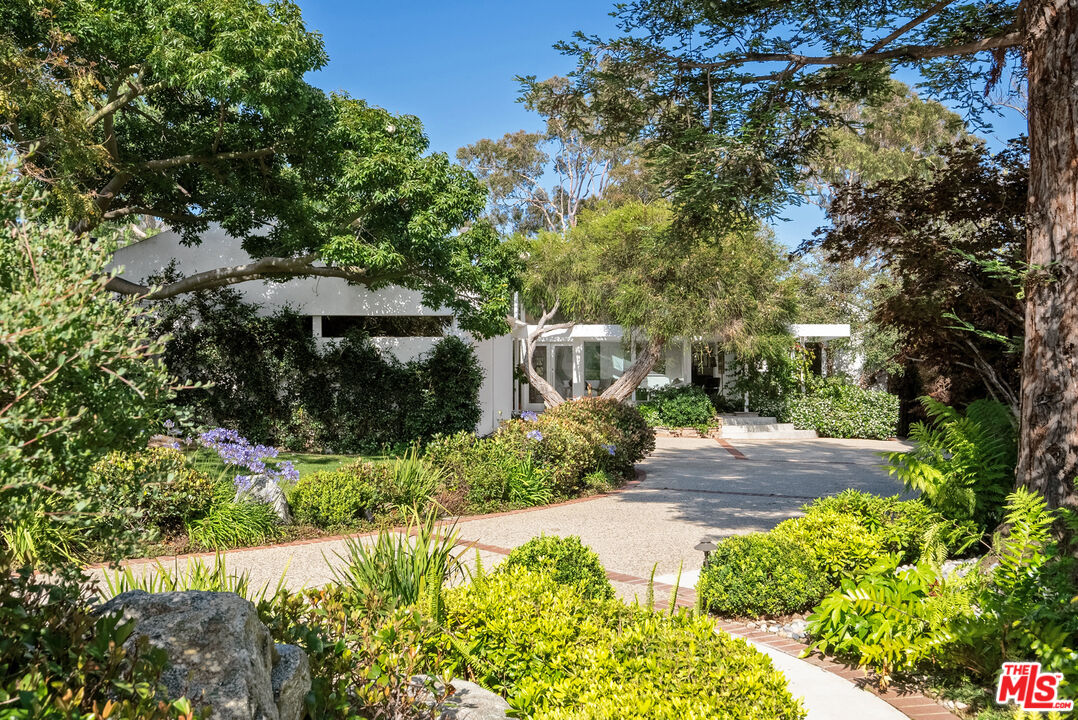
510, 302, 572, 408
1016, 0, 1078, 515
600, 336, 665, 402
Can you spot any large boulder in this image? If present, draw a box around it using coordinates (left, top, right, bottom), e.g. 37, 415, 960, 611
97, 590, 309, 720
237, 474, 293, 524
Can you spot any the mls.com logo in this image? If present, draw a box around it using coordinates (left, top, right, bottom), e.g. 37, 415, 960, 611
996, 662, 1074, 712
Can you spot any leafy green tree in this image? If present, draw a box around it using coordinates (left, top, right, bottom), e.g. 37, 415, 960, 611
522, 202, 797, 404
554, 0, 1076, 513
808, 81, 969, 209
809, 139, 1027, 411
0, 177, 173, 565
457, 77, 641, 235
0, 0, 515, 336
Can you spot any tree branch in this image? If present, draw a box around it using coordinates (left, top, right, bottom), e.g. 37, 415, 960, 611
682, 32, 1022, 71
137, 148, 275, 171
104, 254, 381, 300
865, 0, 958, 53
86, 78, 164, 127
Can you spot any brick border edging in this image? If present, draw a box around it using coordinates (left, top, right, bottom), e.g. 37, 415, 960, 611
84, 468, 648, 571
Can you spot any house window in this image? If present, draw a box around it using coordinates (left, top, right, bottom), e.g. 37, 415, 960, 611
583, 341, 626, 395
320, 315, 451, 338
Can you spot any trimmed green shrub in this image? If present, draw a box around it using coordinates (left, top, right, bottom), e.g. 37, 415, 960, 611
90, 448, 218, 534
439, 567, 805, 719
638, 385, 715, 427
545, 398, 655, 472
786, 380, 899, 439
803, 490, 977, 563
288, 463, 387, 528
772, 511, 885, 584
502, 535, 614, 600
698, 533, 829, 617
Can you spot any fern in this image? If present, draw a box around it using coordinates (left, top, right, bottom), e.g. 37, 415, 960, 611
884, 397, 1016, 531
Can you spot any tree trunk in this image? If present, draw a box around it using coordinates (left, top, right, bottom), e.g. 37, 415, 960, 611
1016, 0, 1078, 515
513, 303, 571, 408
526, 337, 566, 408
600, 336, 665, 402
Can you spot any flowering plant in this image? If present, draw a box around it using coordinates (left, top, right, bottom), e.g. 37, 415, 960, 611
199, 428, 299, 490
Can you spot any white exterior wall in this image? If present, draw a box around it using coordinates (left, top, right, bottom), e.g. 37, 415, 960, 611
109, 226, 512, 435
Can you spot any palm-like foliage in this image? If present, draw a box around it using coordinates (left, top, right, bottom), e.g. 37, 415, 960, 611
330, 506, 466, 607
885, 398, 1016, 531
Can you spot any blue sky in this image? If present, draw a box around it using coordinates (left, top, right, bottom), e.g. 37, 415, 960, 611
300, 1, 1027, 249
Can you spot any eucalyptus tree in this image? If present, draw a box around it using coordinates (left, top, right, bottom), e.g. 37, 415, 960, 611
0, 0, 516, 336
457, 76, 640, 236
521, 201, 797, 405
551, 0, 1074, 513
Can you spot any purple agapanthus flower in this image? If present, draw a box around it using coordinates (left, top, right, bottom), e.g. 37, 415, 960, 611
199, 428, 296, 489
521, 411, 539, 422
602, 443, 617, 456
526, 429, 543, 441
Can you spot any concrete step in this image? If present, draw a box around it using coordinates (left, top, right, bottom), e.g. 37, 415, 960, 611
719, 422, 818, 440
718, 414, 779, 426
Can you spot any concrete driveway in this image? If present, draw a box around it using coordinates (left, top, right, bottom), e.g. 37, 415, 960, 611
454, 434, 912, 588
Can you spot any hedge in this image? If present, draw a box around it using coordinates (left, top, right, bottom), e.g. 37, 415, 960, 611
786, 382, 899, 439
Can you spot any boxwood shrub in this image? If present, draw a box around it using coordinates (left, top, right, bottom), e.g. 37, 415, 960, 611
287, 462, 388, 528
697, 533, 829, 617
440, 567, 805, 719
786, 381, 899, 439
502, 535, 613, 600
90, 447, 218, 534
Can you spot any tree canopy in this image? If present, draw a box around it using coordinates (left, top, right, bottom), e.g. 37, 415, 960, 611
551, 0, 1078, 515
521, 201, 797, 402
0, 0, 517, 336
808, 139, 1027, 409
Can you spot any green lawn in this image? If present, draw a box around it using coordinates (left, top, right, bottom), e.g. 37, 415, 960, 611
186, 448, 386, 479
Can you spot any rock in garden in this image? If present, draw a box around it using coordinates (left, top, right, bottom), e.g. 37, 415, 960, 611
271, 643, 310, 720
237, 474, 293, 524
97, 590, 310, 720
411, 675, 510, 719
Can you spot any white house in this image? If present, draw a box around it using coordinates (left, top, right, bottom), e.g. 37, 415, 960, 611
111, 226, 850, 433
